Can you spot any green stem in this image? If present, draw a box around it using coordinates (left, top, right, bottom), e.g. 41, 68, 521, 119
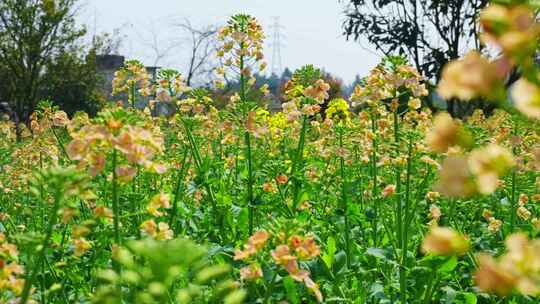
394, 111, 406, 304
39, 153, 45, 228
509, 119, 519, 235
370, 113, 379, 246
447, 199, 457, 227
169, 148, 191, 227
290, 115, 308, 209
239, 47, 256, 235
392, 110, 402, 240
339, 128, 351, 269
423, 265, 438, 304
112, 150, 121, 247
111, 149, 122, 297
239, 44, 247, 115
509, 170, 517, 233
399, 135, 413, 303
51, 126, 70, 162
401, 136, 413, 251
20, 187, 62, 304
263, 271, 278, 303
245, 131, 255, 235
181, 118, 221, 234
40, 260, 46, 304
130, 83, 136, 108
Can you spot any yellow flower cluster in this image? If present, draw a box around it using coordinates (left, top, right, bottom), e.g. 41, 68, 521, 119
216, 14, 266, 87
234, 230, 323, 302
176, 91, 214, 118
468, 144, 516, 194
72, 223, 93, 257
67, 107, 166, 178
234, 230, 270, 261
281, 66, 331, 122
140, 220, 174, 241
350, 62, 427, 110
146, 192, 171, 217
112, 60, 153, 103
325, 98, 351, 125
5, 107, 71, 193
0, 118, 16, 147
511, 78, 540, 119
482, 209, 503, 234
152, 69, 191, 106
0, 233, 25, 297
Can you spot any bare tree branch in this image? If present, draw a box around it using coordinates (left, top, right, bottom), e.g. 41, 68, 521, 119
175, 18, 218, 86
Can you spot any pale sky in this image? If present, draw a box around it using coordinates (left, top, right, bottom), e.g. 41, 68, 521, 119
79, 0, 380, 83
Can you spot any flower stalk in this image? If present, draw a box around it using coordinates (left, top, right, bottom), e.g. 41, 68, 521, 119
338, 128, 351, 269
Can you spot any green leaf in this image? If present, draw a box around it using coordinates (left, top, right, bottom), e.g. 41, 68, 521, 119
333, 251, 347, 274
368, 282, 386, 300
322, 236, 336, 269
298, 191, 309, 207
441, 286, 457, 304
439, 256, 458, 273
224, 289, 246, 304
462, 292, 477, 304
366, 247, 386, 260
283, 276, 300, 304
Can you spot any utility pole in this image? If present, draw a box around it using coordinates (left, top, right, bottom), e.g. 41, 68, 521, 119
269, 17, 284, 77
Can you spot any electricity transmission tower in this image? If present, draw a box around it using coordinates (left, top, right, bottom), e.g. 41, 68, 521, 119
269, 17, 284, 76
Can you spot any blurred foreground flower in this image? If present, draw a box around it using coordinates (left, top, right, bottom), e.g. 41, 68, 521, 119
480, 4, 540, 59
421, 226, 469, 256
511, 78, 540, 119
475, 233, 540, 296
438, 51, 504, 101
426, 112, 472, 153
434, 144, 514, 197
468, 144, 515, 194
0, 233, 26, 299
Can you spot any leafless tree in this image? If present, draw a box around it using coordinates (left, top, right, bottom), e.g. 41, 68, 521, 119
176, 19, 218, 86
132, 19, 182, 67
127, 18, 219, 86
92, 28, 125, 55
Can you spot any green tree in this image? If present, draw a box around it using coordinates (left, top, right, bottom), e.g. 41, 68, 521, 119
0, 0, 85, 130
341, 0, 491, 117
341, 0, 488, 81
41, 46, 104, 117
